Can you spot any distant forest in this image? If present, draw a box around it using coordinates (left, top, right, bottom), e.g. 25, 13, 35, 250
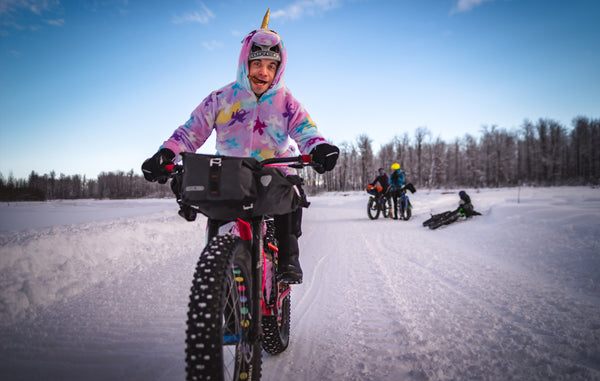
1, 116, 598, 201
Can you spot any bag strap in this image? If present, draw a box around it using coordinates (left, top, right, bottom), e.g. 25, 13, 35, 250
208, 157, 222, 196
286, 174, 311, 208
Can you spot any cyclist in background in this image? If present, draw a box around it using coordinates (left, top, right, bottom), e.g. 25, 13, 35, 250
389, 163, 406, 219
370, 168, 389, 194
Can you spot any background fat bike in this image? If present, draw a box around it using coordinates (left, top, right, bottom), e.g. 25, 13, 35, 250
422, 205, 480, 230
366, 186, 392, 220
397, 187, 412, 221
392, 183, 416, 221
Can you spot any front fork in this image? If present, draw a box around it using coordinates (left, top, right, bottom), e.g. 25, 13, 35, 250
249, 218, 264, 345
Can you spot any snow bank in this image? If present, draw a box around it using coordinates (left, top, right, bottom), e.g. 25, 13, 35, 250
0, 200, 206, 322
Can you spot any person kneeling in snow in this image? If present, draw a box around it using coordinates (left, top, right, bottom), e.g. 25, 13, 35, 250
457, 190, 481, 218
422, 190, 481, 230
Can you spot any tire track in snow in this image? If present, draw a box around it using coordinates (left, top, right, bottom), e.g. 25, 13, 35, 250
265, 213, 370, 379
363, 219, 600, 380
358, 222, 537, 380
264, 200, 416, 380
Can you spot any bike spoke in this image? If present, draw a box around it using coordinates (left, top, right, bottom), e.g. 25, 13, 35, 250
223, 346, 236, 379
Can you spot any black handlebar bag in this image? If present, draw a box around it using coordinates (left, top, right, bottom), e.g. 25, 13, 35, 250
180, 153, 260, 220
178, 153, 302, 220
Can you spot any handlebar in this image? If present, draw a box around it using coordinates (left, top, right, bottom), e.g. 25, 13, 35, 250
165, 154, 322, 176
165, 154, 318, 221
260, 154, 314, 167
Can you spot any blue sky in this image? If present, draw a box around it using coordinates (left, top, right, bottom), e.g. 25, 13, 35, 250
1, 0, 599, 179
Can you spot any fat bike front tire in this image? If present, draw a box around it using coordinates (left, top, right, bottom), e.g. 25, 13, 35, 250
382, 198, 392, 218
367, 197, 381, 220
185, 234, 262, 381
404, 200, 412, 221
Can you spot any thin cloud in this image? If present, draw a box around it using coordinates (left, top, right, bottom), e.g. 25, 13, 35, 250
45, 18, 65, 27
0, 0, 60, 17
172, 2, 215, 24
202, 40, 223, 51
271, 0, 342, 21
83, 0, 129, 13
451, 0, 494, 14
1, 0, 64, 31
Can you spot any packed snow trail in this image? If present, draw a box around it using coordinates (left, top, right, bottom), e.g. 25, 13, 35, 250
1, 187, 599, 380
264, 190, 600, 380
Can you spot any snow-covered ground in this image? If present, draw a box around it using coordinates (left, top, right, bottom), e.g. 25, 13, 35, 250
1, 187, 599, 380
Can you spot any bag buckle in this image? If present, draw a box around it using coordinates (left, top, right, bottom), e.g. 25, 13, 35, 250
209, 157, 222, 196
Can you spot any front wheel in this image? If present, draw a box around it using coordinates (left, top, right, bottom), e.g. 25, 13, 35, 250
400, 197, 411, 220
186, 234, 262, 381
367, 197, 380, 220
382, 198, 392, 218
404, 202, 412, 220
262, 288, 291, 354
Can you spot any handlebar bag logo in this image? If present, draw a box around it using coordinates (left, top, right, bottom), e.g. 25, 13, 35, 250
185, 185, 205, 191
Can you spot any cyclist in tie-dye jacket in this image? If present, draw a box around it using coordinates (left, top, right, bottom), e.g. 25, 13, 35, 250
142, 10, 339, 284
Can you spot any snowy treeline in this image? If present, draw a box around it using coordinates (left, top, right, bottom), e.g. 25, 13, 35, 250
305, 116, 600, 191
1, 116, 598, 200
0, 170, 172, 201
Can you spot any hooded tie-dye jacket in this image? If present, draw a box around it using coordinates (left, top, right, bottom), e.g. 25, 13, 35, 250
160, 28, 327, 162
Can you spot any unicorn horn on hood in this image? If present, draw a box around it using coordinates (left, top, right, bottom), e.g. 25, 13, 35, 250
261, 8, 270, 29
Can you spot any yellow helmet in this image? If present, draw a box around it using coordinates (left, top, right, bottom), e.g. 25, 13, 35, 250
391, 163, 400, 170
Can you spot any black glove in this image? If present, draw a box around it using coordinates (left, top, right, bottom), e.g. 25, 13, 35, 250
141, 148, 175, 184
310, 143, 339, 174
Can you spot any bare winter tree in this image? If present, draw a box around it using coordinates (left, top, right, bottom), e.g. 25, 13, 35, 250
427, 136, 447, 190
400, 133, 413, 182
570, 116, 600, 183
447, 138, 462, 187
414, 126, 430, 187
520, 120, 536, 184
377, 142, 395, 173
356, 134, 374, 189
548, 120, 567, 184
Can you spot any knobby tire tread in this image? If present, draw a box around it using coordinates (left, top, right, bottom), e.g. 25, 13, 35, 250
367, 197, 381, 220
262, 297, 291, 354
382, 198, 392, 218
405, 199, 412, 220
185, 234, 262, 381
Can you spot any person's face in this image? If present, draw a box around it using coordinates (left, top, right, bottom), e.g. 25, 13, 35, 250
248, 59, 278, 96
